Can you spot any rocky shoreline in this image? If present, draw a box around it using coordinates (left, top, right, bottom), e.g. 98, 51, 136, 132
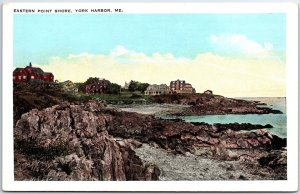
152, 93, 283, 115
14, 101, 287, 180
135, 144, 287, 180
14, 102, 160, 181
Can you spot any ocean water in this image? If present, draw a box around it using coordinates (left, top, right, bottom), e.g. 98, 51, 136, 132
163, 97, 287, 138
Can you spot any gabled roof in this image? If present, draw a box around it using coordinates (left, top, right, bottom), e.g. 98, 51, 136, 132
26, 66, 44, 75
13, 68, 25, 73
43, 72, 53, 76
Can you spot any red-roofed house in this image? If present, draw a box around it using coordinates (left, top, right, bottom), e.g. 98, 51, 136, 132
13, 62, 54, 83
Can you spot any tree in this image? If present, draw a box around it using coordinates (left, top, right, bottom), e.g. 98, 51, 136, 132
78, 77, 100, 92
108, 83, 121, 94
138, 83, 149, 93
128, 80, 139, 92
85, 77, 100, 85
77, 83, 85, 92
128, 80, 149, 93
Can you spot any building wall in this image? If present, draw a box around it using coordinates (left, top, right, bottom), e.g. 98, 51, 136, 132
13, 66, 54, 83
170, 80, 186, 92
144, 84, 170, 95
42, 74, 54, 82
204, 90, 213, 95
24, 67, 40, 80
123, 82, 130, 90
13, 70, 28, 82
170, 79, 195, 94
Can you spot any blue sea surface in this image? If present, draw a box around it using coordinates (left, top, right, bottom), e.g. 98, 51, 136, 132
162, 97, 286, 138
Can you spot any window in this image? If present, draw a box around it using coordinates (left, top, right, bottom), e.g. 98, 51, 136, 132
31, 76, 35, 79
18, 76, 21, 80
23, 76, 27, 79
13, 76, 16, 80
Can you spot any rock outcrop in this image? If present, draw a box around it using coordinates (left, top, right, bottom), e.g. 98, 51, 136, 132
106, 109, 286, 157
14, 101, 286, 181
14, 102, 160, 181
210, 123, 273, 132
152, 94, 282, 115
257, 149, 287, 180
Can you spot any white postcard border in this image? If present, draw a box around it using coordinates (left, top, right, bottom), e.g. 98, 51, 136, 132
2, 2, 299, 191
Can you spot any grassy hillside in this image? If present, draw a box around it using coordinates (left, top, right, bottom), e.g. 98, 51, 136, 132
13, 83, 154, 123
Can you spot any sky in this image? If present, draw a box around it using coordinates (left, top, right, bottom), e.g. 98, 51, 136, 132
13, 14, 286, 97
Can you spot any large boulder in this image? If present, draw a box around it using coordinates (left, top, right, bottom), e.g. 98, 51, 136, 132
14, 102, 160, 181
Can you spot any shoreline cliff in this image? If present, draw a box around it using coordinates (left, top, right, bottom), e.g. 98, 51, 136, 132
13, 85, 286, 180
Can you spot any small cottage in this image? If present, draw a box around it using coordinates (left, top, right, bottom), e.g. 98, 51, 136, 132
60, 80, 79, 93
204, 90, 213, 95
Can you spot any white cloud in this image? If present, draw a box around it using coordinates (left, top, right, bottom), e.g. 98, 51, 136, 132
36, 45, 285, 97
110, 45, 132, 57
210, 35, 218, 43
209, 34, 274, 57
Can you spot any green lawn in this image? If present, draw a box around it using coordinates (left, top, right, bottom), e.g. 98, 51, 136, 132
64, 90, 216, 105
65, 91, 154, 104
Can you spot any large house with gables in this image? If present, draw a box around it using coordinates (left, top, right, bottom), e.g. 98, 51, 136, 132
13, 62, 54, 83
144, 84, 170, 95
170, 79, 196, 94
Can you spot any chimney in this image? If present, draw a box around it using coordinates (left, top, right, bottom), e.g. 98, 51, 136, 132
29, 62, 32, 67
